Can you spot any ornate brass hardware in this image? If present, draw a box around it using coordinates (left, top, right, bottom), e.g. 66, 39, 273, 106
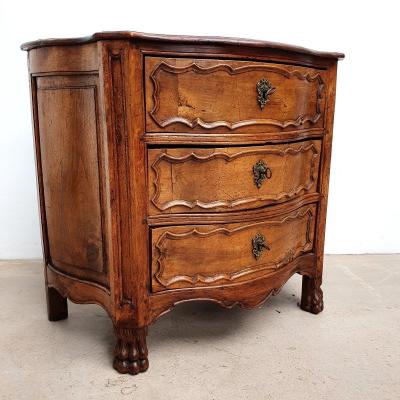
256, 79, 275, 110
252, 233, 270, 260
253, 160, 272, 188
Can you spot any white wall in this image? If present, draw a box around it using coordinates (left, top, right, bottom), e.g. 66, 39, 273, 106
0, 0, 399, 258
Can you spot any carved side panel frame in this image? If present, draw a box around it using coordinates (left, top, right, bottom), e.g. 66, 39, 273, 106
35, 74, 109, 286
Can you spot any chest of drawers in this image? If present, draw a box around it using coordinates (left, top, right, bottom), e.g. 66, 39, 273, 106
21, 31, 343, 375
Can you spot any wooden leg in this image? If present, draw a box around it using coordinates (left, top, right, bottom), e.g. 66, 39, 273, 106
46, 286, 68, 321
300, 275, 324, 314
113, 325, 149, 375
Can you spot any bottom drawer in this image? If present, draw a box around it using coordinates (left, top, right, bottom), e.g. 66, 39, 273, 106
151, 204, 316, 292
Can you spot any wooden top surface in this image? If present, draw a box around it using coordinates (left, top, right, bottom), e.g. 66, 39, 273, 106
20, 31, 344, 59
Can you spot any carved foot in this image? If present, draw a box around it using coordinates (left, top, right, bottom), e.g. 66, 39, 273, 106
113, 326, 149, 375
46, 286, 68, 321
300, 275, 324, 314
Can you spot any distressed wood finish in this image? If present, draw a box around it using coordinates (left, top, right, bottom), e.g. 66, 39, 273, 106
36, 74, 108, 286
151, 205, 316, 291
145, 57, 327, 134
22, 31, 343, 376
148, 140, 321, 214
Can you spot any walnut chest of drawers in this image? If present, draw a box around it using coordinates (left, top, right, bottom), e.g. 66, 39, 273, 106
21, 31, 344, 375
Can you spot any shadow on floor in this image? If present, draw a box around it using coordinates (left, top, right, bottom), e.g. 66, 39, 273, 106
60, 280, 301, 354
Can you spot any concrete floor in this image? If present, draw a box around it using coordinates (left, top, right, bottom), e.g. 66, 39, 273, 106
0, 255, 399, 400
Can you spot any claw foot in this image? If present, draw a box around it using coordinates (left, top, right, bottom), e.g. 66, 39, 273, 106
113, 326, 149, 375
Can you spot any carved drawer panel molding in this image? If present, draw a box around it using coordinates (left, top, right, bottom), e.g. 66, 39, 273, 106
151, 204, 316, 292
145, 57, 326, 134
148, 140, 321, 214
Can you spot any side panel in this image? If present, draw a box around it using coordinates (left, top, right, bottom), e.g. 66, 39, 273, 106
35, 74, 108, 286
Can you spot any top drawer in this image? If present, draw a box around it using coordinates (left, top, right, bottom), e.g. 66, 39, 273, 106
145, 57, 326, 135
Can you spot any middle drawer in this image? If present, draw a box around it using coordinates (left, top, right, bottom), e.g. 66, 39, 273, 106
148, 140, 321, 215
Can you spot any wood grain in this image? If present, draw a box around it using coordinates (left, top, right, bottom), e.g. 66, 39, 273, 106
36, 74, 108, 286
145, 57, 326, 134
148, 252, 317, 324
148, 140, 321, 214
28, 43, 98, 73
46, 263, 112, 317
21, 31, 344, 60
151, 205, 316, 291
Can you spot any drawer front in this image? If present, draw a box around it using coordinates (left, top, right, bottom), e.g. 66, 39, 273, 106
145, 57, 326, 134
151, 204, 316, 292
148, 140, 321, 214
